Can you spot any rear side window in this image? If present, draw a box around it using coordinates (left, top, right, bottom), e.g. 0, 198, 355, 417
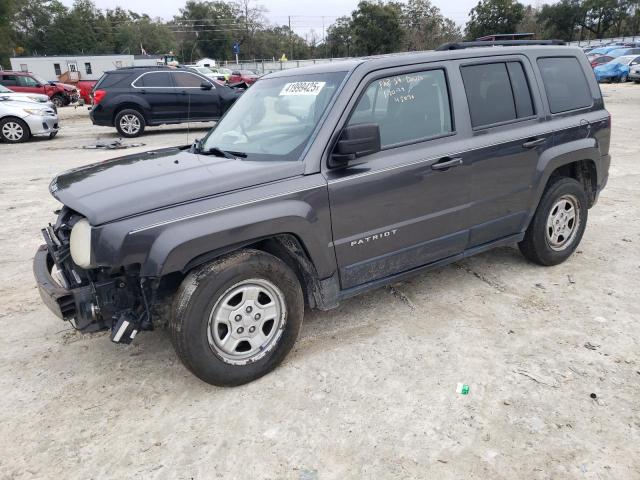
172, 72, 209, 88
95, 73, 129, 89
348, 69, 453, 147
461, 61, 534, 128
537, 57, 592, 114
133, 72, 172, 88
1, 75, 18, 86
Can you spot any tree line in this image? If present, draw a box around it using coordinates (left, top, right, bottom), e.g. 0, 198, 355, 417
1, 0, 640, 69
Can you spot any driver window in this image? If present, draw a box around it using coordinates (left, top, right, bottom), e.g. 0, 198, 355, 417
348, 69, 453, 147
18, 76, 40, 87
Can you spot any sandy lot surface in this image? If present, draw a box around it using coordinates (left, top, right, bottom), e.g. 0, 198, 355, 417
0, 84, 639, 480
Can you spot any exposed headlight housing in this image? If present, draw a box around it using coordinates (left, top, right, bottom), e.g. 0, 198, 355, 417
70, 218, 92, 268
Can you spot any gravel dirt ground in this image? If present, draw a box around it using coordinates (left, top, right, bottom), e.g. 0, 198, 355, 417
0, 84, 639, 480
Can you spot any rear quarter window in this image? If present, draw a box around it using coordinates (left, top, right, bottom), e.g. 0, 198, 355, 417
537, 57, 593, 114
95, 73, 130, 89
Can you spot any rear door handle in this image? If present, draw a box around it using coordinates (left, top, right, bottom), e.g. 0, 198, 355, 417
431, 157, 463, 171
522, 137, 546, 148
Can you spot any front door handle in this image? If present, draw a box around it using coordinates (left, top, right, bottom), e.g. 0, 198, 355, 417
431, 157, 463, 171
522, 137, 546, 148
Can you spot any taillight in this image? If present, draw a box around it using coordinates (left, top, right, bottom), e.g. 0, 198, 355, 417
93, 89, 106, 105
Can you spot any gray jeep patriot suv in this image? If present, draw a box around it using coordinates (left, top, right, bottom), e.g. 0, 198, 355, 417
34, 41, 611, 386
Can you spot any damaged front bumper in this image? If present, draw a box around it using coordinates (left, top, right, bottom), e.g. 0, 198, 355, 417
33, 244, 105, 332
34, 221, 154, 343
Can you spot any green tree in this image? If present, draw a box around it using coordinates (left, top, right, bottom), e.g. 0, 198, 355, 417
235, 0, 267, 59
350, 1, 403, 55
326, 16, 353, 57
0, 0, 17, 67
465, 0, 526, 39
578, 0, 622, 38
173, 1, 240, 63
401, 0, 461, 50
538, 0, 582, 40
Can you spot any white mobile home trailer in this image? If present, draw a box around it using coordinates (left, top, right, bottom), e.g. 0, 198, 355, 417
9, 54, 165, 81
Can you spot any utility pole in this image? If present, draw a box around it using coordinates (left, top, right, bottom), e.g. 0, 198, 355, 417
288, 16, 293, 60
322, 16, 325, 58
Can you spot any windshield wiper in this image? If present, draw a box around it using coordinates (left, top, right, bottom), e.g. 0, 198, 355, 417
192, 139, 247, 158
203, 146, 248, 159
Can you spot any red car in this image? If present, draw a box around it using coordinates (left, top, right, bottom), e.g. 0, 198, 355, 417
0, 71, 79, 107
590, 55, 614, 68
229, 69, 259, 85
76, 80, 98, 105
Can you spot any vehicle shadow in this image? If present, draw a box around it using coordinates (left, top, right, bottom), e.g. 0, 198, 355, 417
51, 245, 528, 390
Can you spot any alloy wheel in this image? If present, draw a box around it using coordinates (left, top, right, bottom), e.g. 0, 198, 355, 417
207, 278, 287, 365
546, 194, 581, 251
119, 114, 141, 135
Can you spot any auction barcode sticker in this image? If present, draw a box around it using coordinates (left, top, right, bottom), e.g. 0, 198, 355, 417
279, 81, 326, 96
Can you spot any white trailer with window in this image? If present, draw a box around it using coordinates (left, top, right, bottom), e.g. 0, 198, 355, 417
9, 54, 165, 81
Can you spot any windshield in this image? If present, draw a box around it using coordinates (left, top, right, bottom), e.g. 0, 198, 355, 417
610, 56, 633, 65
32, 74, 48, 85
202, 71, 346, 161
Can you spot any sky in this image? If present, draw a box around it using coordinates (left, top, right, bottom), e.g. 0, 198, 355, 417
58, 0, 519, 38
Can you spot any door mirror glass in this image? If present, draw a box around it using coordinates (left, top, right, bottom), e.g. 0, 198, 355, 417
330, 123, 381, 168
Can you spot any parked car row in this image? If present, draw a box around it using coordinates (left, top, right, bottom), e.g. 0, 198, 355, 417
0, 71, 79, 107
590, 54, 640, 83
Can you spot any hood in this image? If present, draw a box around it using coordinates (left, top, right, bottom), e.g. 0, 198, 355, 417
49, 146, 306, 225
52, 82, 77, 91
0, 92, 49, 103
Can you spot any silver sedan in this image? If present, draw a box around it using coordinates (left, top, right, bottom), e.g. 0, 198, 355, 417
0, 99, 59, 143
0, 84, 57, 111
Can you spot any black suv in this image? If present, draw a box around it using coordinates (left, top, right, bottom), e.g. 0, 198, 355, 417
35, 42, 610, 386
89, 66, 243, 137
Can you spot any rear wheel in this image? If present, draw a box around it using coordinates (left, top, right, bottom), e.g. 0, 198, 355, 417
0, 118, 30, 143
170, 249, 304, 386
115, 109, 145, 137
519, 177, 588, 266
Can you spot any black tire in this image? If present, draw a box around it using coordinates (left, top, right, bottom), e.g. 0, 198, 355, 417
170, 249, 304, 386
115, 108, 146, 138
49, 131, 58, 139
519, 177, 588, 266
51, 94, 66, 108
0, 117, 30, 143
620, 74, 628, 83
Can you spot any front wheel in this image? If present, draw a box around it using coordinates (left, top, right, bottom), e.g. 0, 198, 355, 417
620, 74, 628, 83
0, 118, 30, 143
51, 95, 66, 108
519, 177, 588, 266
170, 249, 304, 386
115, 109, 145, 137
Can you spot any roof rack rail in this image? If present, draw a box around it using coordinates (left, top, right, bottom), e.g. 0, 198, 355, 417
116, 65, 171, 70
436, 40, 566, 51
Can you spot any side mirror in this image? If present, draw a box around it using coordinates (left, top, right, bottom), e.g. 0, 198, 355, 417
200, 82, 212, 90
330, 123, 381, 168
